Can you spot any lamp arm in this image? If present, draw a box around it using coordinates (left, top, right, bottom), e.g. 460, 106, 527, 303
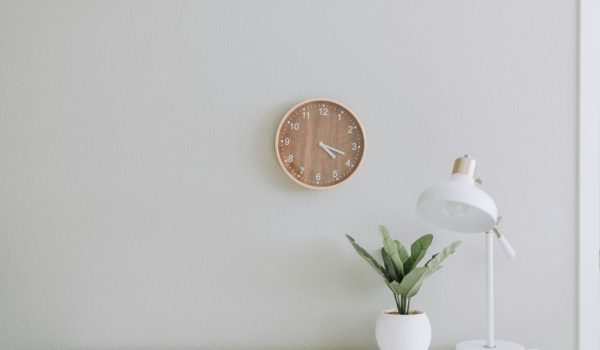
492, 227, 517, 258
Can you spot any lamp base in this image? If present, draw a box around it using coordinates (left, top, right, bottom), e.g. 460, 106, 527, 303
456, 339, 525, 350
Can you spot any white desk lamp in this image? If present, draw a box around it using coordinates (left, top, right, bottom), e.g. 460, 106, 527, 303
416, 155, 525, 350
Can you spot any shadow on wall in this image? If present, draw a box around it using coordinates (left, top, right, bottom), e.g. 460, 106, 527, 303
253, 101, 308, 193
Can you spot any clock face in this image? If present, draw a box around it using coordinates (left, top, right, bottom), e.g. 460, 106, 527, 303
275, 98, 366, 189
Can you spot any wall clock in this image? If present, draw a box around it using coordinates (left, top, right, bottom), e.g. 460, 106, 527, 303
275, 98, 366, 189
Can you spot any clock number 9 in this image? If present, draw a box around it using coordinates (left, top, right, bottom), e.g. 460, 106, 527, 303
284, 138, 290, 145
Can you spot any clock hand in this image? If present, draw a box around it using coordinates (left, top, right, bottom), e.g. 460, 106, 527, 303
323, 144, 346, 156
319, 141, 337, 159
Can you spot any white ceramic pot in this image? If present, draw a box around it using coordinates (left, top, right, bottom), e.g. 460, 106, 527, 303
375, 309, 431, 350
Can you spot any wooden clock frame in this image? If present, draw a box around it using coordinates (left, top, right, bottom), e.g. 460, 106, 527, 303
274, 98, 366, 190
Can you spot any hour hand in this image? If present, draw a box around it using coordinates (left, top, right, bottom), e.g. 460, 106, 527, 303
319, 141, 337, 159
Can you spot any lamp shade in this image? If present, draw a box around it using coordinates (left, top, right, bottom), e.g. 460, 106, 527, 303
416, 173, 498, 233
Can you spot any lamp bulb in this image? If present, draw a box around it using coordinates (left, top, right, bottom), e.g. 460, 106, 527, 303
443, 202, 471, 217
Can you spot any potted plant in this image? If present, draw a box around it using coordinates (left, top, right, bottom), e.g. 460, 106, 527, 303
346, 226, 461, 350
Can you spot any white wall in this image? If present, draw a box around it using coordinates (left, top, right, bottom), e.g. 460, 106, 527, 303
0, 1, 577, 349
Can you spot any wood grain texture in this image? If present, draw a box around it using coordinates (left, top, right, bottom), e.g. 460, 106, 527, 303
275, 98, 366, 189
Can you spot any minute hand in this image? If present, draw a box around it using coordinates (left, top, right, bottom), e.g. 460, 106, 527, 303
318, 142, 337, 159
323, 144, 345, 155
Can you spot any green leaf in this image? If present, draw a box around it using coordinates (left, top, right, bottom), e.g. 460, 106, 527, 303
395, 240, 409, 262
425, 241, 462, 269
389, 280, 403, 295
382, 248, 399, 282
403, 234, 434, 272
346, 234, 390, 282
379, 226, 405, 278
398, 267, 432, 298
